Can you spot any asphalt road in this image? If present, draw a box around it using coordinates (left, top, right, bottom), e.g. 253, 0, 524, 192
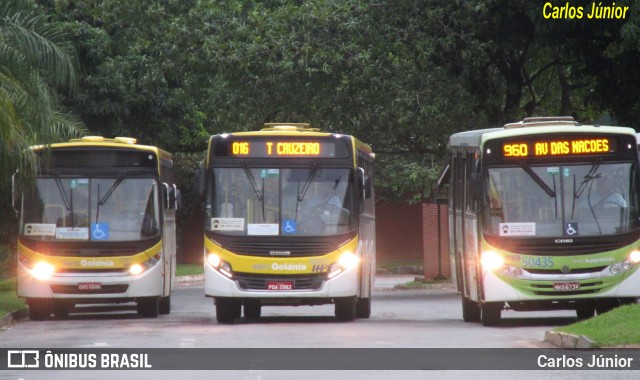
1, 276, 632, 379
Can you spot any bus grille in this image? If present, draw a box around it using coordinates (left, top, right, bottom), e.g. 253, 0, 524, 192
525, 266, 608, 275
50, 284, 129, 295
233, 273, 326, 291
55, 268, 129, 274
229, 241, 334, 257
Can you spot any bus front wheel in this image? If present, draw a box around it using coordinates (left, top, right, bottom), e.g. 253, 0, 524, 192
137, 297, 159, 318
159, 295, 171, 315
243, 301, 261, 320
27, 298, 51, 321
215, 298, 241, 324
355, 297, 371, 319
335, 297, 356, 321
461, 296, 481, 322
481, 302, 502, 327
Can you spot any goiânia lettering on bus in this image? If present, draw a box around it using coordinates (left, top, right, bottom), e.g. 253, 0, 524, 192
80, 259, 115, 267
271, 263, 307, 271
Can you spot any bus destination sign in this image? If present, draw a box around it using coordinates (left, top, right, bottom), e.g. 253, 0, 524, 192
501, 137, 617, 158
215, 139, 349, 158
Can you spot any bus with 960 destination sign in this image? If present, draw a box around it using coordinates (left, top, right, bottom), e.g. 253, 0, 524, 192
443, 116, 640, 326
201, 123, 375, 323
13, 136, 179, 320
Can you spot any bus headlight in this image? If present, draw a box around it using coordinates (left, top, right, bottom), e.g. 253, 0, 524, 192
481, 251, 504, 271
206, 253, 232, 278
130, 264, 144, 275
629, 250, 640, 264
32, 262, 55, 281
207, 253, 221, 268
328, 252, 359, 278
130, 253, 161, 275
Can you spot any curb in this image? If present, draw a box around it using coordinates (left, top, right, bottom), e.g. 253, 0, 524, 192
0, 307, 28, 329
544, 331, 595, 349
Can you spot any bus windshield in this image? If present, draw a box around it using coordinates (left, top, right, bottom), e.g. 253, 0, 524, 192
483, 162, 639, 237
206, 167, 354, 236
21, 177, 160, 241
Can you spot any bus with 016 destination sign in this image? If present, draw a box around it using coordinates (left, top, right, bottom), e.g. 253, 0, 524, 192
200, 123, 375, 323
442, 116, 640, 326
13, 136, 179, 320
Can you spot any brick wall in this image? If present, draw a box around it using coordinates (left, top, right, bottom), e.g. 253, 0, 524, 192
422, 201, 451, 279
375, 201, 423, 261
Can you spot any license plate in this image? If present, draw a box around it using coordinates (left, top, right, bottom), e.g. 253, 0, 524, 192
78, 282, 102, 291
553, 282, 580, 291
266, 281, 293, 290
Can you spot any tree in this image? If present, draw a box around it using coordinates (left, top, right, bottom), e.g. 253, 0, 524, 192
0, 0, 84, 186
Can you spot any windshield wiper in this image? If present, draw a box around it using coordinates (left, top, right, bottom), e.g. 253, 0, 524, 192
95, 175, 126, 223
53, 174, 74, 225
297, 162, 320, 202
574, 159, 602, 200
242, 163, 263, 201
517, 161, 556, 198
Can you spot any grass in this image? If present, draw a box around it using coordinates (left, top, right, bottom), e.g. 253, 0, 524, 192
0, 278, 24, 318
376, 259, 423, 269
553, 304, 640, 347
176, 263, 204, 277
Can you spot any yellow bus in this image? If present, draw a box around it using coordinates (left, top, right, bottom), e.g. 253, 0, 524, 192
202, 123, 375, 323
14, 136, 179, 319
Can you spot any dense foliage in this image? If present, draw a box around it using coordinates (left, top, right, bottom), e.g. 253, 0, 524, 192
1, 0, 639, 266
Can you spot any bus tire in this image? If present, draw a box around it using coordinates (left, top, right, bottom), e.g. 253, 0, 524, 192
137, 297, 159, 318
335, 297, 356, 321
481, 302, 502, 327
355, 297, 371, 319
243, 301, 261, 320
28, 298, 51, 321
461, 296, 481, 322
159, 295, 171, 315
576, 304, 595, 320
52, 301, 70, 319
595, 298, 619, 315
215, 298, 240, 324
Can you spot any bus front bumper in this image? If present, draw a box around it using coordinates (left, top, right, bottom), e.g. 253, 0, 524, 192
16, 260, 164, 300
204, 265, 359, 300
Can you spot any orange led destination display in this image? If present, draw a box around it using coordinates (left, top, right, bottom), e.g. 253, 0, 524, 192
232, 141, 320, 156
219, 139, 348, 158
502, 137, 616, 158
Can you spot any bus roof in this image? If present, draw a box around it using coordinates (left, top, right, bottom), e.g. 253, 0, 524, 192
449, 117, 636, 149
32, 136, 172, 160
212, 123, 374, 156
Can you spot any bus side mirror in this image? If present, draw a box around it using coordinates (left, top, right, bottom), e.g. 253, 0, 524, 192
12, 172, 20, 216
358, 167, 373, 199
364, 176, 372, 199
172, 184, 182, 210
162, 183, 170, 210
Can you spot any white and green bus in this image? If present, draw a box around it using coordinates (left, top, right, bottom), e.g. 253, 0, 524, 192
445, 117, 640, 326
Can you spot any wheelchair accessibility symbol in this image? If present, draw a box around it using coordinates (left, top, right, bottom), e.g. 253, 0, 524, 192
283, 220, 297, 235
565, 223, 578, 236
91, 223, 109, 240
